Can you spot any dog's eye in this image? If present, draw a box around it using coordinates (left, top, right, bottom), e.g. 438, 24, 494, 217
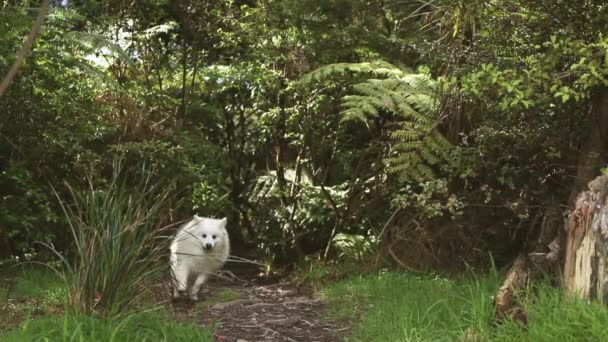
202, 234, 207, 238
212, 235, 217, 239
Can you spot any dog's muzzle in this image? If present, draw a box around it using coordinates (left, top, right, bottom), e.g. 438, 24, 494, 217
204, 243, 213, 251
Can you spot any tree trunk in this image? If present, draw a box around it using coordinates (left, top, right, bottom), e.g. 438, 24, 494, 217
178, 37, 188, 124
562, 85, 608, 300
564, 175, 608, 301
567, 86, 608, 206
272, 80, 304, 262
224, 107, 245, 249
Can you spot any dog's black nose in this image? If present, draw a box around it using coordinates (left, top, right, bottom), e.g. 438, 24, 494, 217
204, 243, 212, 250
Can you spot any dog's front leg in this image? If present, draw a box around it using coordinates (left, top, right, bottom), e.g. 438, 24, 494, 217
189, 274, 207, 301
171, 263, 189, 299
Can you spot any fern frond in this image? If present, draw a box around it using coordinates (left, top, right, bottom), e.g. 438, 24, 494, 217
66, 32, 134, 65
340, 109, 373, 124
390, 129, 422, 142
305, 60, 455, 182
343, 95, 385, 111
300, 60, 406, 83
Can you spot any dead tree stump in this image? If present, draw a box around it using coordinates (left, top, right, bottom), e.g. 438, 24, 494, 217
564, 175, 608, 301
495, 254, 529, 325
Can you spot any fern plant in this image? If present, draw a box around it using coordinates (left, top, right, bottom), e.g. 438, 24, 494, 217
303, 61, 454, 181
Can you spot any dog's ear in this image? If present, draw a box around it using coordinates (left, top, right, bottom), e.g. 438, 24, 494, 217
220, 217, 227, 227
194, 214, 201, 220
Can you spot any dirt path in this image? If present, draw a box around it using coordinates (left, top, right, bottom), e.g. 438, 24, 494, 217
169, 274, 347, 342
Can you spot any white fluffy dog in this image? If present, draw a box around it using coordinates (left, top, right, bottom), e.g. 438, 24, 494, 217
170, 215, 230, 301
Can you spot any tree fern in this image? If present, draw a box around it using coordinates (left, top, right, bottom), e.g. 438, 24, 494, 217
301, 61, 410, 82
66, 32, 132, 61
303, 61, 454, 181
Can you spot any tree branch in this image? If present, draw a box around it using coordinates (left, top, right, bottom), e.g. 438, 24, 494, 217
0, 0, 50, 98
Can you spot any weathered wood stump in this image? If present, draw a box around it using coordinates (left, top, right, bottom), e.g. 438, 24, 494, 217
564, 175, 608, 301
495, 254, 529, 325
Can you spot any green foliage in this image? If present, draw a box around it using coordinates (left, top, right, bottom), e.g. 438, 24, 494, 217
0, 7, 107, 257
0, 0, 415, 267
392, 179, 465, 219
332, 233, 377, 262
291, 259, 379, 290
43, 162, 173, 317
191, 181, 230, 216
302, 61, 408, 83
305, 61, 455, 181
2, 312, 213, 341
459, 33, 608, 110
250, 169, 349, 260
5, 0, 604, 273
66, 31, 134, 66
460, 4, 608, 111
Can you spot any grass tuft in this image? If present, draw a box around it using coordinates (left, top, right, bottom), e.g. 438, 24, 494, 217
43, 160, 176, 317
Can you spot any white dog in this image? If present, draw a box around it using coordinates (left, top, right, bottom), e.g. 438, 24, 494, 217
170, 215, 230, 301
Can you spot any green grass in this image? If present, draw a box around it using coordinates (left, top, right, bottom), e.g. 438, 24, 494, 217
2, 311, 213, 341
324, 272, 608, 341
291, 258, 380, 290
2, 265, 67, 304
324, 272, 499, 341
1, 265, 213, 341
1, 265, 69, 333
492, 283, 608, 341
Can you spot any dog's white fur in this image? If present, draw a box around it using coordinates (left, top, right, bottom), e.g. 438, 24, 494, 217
170, 215, 230, 300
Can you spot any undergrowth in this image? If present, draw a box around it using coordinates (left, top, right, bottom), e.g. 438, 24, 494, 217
1, 265, 66, 304
0, 265, 67, 333
291, 255, 381, 290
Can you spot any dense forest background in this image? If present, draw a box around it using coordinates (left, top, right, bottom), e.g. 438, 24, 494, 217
2, 0, 607, 274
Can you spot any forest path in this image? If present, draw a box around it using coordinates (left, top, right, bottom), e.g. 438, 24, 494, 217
165, 271, 348, 342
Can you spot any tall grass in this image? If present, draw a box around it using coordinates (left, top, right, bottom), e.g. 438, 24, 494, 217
43, 162, 175, 317
324, 272, 500, 341
325, 272, 608, 341
492, 282, 608, 341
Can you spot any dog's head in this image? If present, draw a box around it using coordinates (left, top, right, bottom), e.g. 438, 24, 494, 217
192, 215, 228, 252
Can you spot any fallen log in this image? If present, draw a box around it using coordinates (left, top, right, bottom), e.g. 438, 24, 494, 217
494, 199, 567, 326
495, 254, 529, 326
